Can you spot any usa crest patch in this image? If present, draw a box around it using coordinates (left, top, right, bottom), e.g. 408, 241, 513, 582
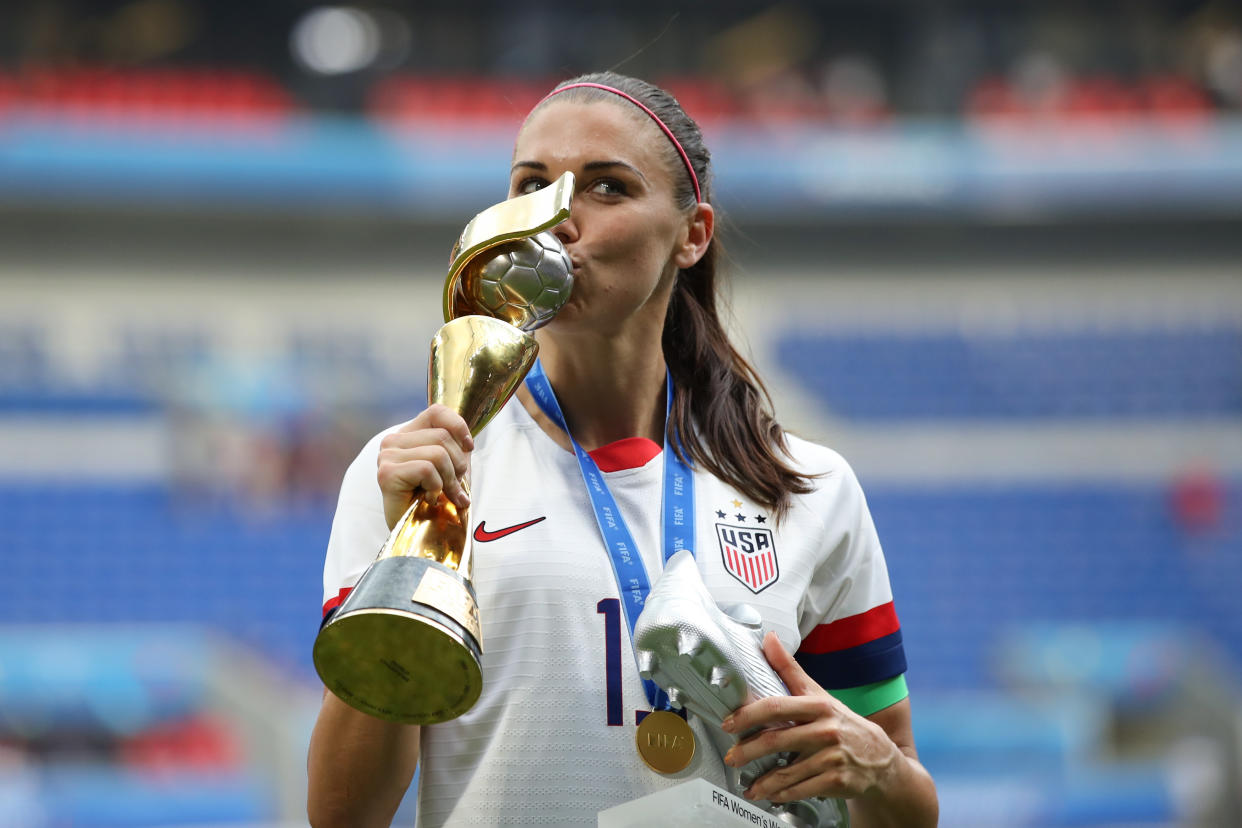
715, 518, 778, 593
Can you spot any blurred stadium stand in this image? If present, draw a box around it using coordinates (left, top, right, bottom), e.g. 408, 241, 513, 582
2, 1, 1242, 826
778, 326, 1242, 420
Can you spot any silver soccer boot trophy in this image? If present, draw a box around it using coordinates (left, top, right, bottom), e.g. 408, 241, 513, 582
633, 550, 850, 827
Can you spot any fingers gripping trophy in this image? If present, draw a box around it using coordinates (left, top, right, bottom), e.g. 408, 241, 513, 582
312, 172, 576, 724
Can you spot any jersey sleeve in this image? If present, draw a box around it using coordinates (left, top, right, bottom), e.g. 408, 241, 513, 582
793, 451, 908, 703
321, 429, 392, 626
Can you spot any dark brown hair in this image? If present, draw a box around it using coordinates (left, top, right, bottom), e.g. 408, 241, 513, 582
535, 71, 817, 518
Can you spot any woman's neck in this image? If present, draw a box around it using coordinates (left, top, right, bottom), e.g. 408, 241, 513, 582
520, 329, 667, 452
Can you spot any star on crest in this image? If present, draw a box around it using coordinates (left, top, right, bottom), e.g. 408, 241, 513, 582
715, 509, 726, 519
730, 499, 742, 508
735, 513, 746, 522
756, 515, 767, 524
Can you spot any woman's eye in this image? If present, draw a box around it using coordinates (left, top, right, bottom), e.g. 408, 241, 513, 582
515, 177, 548, 195
590, 179, 626, 196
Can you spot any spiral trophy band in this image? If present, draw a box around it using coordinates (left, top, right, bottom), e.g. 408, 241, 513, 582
312, 172, 576, 725
444, 171, 575, 325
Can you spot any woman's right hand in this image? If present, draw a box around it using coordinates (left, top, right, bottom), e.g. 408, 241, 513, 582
376, 404, 474, 530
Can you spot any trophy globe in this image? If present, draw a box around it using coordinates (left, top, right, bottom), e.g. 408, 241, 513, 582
450, 230, 574, 331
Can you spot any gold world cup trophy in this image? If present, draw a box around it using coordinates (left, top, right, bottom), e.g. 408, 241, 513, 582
313, 172, 576, 724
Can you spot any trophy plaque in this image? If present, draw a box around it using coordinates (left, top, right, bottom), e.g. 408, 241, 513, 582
598, 779, 782, 828
313, 172, 575, 724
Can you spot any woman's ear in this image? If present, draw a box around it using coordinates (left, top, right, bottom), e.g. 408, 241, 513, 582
673, 202, 715, 269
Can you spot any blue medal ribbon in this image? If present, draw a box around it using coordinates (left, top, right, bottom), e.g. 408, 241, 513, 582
525, 358, 695, 711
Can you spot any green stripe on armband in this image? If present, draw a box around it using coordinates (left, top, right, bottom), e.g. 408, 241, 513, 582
828, 674, 908, 717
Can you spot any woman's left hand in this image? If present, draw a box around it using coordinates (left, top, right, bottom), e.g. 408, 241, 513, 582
719, 632, 901, 803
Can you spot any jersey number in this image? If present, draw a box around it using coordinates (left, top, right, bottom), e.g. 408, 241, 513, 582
597, 598, 624, 726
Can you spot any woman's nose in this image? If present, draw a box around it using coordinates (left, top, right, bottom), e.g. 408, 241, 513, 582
553, 216, 579, 246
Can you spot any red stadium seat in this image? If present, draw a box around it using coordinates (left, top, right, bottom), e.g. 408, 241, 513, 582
119, 714, 244, 772
660, 76, 744, 124
368, 75, 548, 127
1141, 74, 1213, 118
1060, 76, 1143, 120
14, 65, 297, 127
0, 71, 17, 113
966, 76, 1027, 119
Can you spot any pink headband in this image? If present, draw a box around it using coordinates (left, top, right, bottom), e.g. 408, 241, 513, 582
538, 82, 703, 204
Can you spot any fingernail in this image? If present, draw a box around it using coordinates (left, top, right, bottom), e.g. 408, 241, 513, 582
456, 491, 470, 509
721, 716, 735, 733
723, 748, 736, 766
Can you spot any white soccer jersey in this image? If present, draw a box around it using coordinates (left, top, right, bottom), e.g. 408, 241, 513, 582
321, 397, 903, 827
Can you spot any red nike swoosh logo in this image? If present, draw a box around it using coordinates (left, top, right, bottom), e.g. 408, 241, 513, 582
473, 516, 546, 542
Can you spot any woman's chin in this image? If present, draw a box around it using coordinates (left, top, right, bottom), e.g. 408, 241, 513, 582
542, 300, 587, 329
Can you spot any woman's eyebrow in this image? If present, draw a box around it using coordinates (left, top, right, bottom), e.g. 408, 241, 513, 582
510, 160, 547, 173
509, 159, 647, 183
583, 160, 647, 183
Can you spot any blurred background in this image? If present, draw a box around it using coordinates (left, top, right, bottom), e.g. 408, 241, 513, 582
1, 1, 1240, 825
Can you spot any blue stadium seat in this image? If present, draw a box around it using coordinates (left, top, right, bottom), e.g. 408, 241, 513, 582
0, 627, 210, 735
871, 483, 1242, 691
40, 764, 269, 827
776, 325, 1242, 420
912, 692, 1105, 775
0, 485, 329, 680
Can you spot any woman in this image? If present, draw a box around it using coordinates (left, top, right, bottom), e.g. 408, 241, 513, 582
308, 72, 938, 827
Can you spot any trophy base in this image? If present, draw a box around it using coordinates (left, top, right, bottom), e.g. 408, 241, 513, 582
313, 556, 483, 725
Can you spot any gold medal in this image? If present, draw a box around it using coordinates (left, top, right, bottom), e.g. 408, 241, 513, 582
635, 710, 696, 774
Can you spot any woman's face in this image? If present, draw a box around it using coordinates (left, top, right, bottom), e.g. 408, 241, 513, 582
509, 98, 703, 337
